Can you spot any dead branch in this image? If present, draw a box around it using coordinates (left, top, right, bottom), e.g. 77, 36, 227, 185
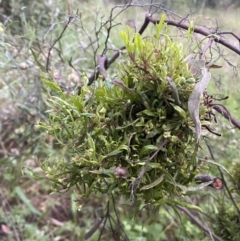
46, 14, 78, 71
145, 15, 240, 56
210, 103, 240, 129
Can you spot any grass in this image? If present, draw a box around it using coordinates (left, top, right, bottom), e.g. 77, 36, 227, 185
0, 1, 240, 240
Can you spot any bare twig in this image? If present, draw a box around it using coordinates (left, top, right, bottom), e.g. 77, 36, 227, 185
217, 30, 240, 46
200, 37, 215, 60
210, 103, 240, 129
87, 11, 151, 85
111, 194, 131, 241
46, 14, 78, 71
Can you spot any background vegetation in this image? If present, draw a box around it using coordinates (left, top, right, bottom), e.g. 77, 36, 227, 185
0, 0, 240, 240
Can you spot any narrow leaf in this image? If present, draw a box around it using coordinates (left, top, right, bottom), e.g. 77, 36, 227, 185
140, 145, 159, 156
15, 186, 41, 215
112, 78, 139, 98
106, 145, 129, 157
171, 104, 186, 119
188, 67, 211, 142
141, 174, 165, 190
200, 158, 232, 177
176, 181, 213, 192
31, 48, 46, 72
43, 79, 62, 92
166, 76, 181, 106
172, 200, 202, 212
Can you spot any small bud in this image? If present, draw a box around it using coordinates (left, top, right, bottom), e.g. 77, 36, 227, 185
114, 165, 129, 179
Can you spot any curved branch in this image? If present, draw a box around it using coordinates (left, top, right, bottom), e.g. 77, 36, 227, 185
211, 104, 240, 129
145, 15, 240, 56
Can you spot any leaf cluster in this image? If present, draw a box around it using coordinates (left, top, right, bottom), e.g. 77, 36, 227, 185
39, 18, 213, 209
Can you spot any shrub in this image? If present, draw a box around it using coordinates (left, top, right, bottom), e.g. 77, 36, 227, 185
39, 16, 213, 211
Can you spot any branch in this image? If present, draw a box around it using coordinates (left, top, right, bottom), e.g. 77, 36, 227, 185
145, 15, 240, 56
46, 14, 78, 71
177, 206, 224, 241
87, 12, 151, 85
210, 103, 240, 129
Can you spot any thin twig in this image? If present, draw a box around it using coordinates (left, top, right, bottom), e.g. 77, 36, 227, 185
97, 201, 109, 241
210, 103, 240, 129
177, 205, 224, 241
46, 14, 78, 71
205, 140, 240, 222
87, 11, 151, 85
200, 37, 214, 60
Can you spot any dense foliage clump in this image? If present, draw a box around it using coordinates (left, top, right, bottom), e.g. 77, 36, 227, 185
40, 17, 213, 208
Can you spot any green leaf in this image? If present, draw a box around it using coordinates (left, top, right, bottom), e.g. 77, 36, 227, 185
155, 14, 166, 40
43, 79, 62, 93
87, 134, 95, 151
171, 104, 186, 119
142, 109, 156, 117
30, 48, 46, 72
175, 181, 213, 193
22, 166, 45, 180
70, 96, 83, 111
106, 145, 129, 157
166, 76, 181, 106
171, 200, 202, 212
15, 186, 41, 215
140, 145, 159, 156
141, 174, 165, 190
120, 30, 128, 45
134, 33, 144, 53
